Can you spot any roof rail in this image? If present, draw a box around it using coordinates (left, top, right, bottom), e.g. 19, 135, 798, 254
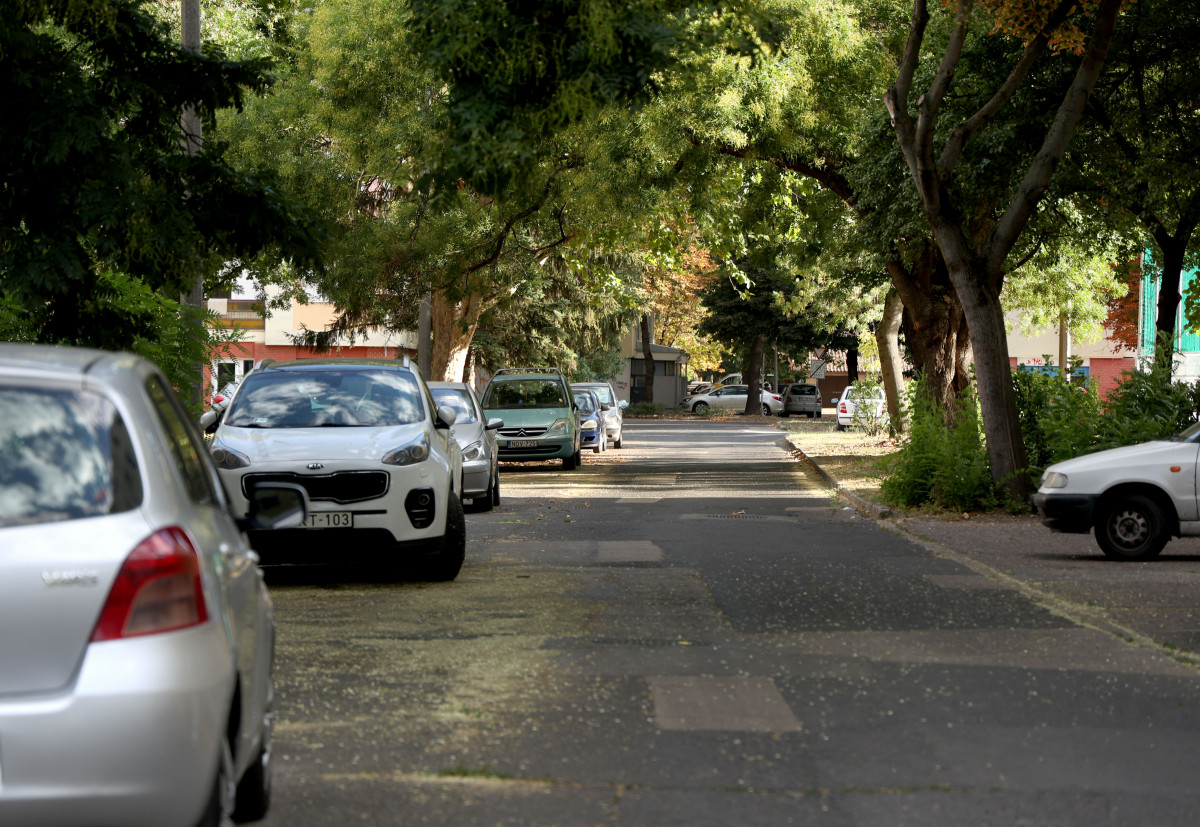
254, 358, 277, 371
493, 366, 563, 376
401, 354, 412, 369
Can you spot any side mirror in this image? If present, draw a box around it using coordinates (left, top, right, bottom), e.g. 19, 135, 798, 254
485, 417, 504, 430
618, 400, 629, 409
830, 397, 839, 405
200, 409, 220, 434
600, 403, 612, 411
238, 483, 307, 531
435, 405, 458, 429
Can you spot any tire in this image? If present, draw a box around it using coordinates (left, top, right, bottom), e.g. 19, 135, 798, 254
816, 409, 822, 419
195, 733, 235, 827
761, 403, 771, 416
807, 411, 815, 419
422, 492, 465, 581
614, 433, 622, 449
562, 451, 577, 470
780, 411, 790, 418
692, 401, 709, 414
1094, 494, 1170, 561
835, 421, 846, 432
492, 468, 500, 507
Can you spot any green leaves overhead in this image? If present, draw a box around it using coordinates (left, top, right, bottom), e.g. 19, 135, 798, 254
2, 0, 323, 348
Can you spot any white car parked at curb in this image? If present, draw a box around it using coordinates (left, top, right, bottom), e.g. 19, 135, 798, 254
1032, 421, 1200, 560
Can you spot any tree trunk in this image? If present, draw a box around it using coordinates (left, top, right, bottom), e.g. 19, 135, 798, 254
888, 249, 972, 420
846, 343, 859, 385
462, 345, 476, 386
1153, 233, 1188, 370
876, 289, 905, 435
640, 314, 655, 404
743, 334, 764, 415
429, 290, 483, 382
944, 251, 1027, 502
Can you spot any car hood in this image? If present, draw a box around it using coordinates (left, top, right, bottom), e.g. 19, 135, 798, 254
1047, 440, 1188, 475
216, 422, 428, 462
450, 421, 485, 449
483, 408, 569, 428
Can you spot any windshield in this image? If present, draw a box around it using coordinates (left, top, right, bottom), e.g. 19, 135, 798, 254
225, 369, 424, 428
1172, 420, 1200, 442
483, 378, 568, 409
586, 385, 614, 405
0, 387, 142, 527
573, 392, 597, 413
429, 387, 478, 424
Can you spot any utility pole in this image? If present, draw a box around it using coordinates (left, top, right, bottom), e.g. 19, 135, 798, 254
180, 0, 204, 407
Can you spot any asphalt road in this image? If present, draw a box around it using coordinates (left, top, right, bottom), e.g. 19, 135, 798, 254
257, 420, 1200, 826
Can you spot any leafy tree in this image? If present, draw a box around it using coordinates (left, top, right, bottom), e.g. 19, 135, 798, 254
1070, 0, 1200, 367
884, 0, 1126, 500
1, 0, 321, 352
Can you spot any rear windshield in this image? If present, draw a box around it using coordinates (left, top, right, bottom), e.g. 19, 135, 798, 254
788, 385, 816, 395
0, 387, 142, 528
429, 387, 478, 424
483, 379, 568, 409
225, 369, 424, 428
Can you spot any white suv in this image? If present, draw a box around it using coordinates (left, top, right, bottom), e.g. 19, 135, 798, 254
205, 358, 465, 580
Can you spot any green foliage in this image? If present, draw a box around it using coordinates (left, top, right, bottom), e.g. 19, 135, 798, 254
881, 376, 997, 512
1015, 364, 1200, 478
569, 350, 625, 383
848, 377, 889, 436
2, 0, 322, 350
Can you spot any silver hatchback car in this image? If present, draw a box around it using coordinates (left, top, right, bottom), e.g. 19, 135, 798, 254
0, 344, 306, 827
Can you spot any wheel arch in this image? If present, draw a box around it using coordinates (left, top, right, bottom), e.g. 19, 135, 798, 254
1096, 483, 1181, 537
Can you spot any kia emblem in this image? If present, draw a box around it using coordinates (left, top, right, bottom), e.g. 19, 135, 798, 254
307, 462, 324, 470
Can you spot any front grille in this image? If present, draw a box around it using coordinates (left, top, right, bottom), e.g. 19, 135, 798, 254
243, 471, 389, 504
498, 427, 548, 438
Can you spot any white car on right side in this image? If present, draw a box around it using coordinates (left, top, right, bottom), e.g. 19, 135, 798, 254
1032, 421, 1200, 560
832, 383, 886, 431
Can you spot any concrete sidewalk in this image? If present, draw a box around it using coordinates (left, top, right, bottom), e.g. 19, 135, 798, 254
787, 435, 1200, 665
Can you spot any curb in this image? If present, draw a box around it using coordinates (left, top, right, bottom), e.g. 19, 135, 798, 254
783, 433, 894, 519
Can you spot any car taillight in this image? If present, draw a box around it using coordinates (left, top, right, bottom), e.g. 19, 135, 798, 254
213, 395, 225, 404
90, 527, 209, 641
839, 402, 848, 413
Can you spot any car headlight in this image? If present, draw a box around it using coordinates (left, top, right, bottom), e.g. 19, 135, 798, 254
210, 443, 250, 470
581, 419, 597, 430
462, 440, 484, 461
546, 418, 570, 434
1041, 471, 1068, 489
382, 433, 430, 466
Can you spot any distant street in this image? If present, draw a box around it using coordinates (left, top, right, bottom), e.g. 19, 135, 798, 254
259, 420, 1200, 826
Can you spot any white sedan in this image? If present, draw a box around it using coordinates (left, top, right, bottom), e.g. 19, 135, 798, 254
685, 384, 783, 416
1032, 422, 1200, 560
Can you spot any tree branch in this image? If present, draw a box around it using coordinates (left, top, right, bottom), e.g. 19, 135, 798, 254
987, 0, 1125, 270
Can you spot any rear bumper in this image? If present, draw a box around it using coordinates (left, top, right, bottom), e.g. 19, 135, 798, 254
0, 625, 232, 827
1031, 492, 1097, 533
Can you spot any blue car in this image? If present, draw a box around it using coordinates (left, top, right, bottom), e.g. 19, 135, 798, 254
572, 388, 605, 453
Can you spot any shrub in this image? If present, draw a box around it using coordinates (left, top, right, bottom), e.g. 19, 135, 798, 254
881, 376, 997, 512
1013, 363, 1200, 478
625, 401, 669, 417
849, 378, 890, 436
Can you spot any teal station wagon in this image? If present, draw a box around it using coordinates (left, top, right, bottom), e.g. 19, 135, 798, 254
482, 368, 582, 470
